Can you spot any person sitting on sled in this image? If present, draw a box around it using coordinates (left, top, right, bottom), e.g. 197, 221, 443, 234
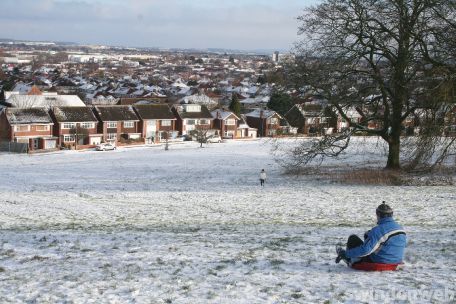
336, 202, 407, 268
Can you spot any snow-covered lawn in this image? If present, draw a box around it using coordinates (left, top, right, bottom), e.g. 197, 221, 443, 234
0, 139, 455, 303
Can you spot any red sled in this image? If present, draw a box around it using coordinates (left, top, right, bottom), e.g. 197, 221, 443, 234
351, 262, 402, 271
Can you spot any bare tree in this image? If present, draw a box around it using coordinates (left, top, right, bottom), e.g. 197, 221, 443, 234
69, 125, 89, 150
283, 0, 456, 170
190, 125, 212, 148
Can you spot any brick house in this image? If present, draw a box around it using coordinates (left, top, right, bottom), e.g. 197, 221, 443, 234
245, 109, 284, 137
92, 106, 141, 144
133, 104, 177, 143
337, 107, 363, 132
211, 109, 241, 138
171, 103, 214, 135
51, 106, 103, 148
285, 104, 335, 135
0, 107, 57, 151
238, 115, 258, 138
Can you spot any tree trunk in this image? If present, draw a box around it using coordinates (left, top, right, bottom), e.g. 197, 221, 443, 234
386, 137, 401, 170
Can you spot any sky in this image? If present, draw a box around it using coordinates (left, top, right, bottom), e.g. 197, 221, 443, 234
0, 0, 318, 51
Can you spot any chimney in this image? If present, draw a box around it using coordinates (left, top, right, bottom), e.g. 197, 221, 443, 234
260, 110, 264, 119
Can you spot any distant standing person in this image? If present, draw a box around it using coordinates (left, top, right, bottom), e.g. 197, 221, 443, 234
259, 169, 266, 187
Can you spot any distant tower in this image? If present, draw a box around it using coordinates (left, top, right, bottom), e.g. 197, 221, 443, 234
272, 51, 279, 63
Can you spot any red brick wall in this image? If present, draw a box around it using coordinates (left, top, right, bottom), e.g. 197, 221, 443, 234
13, 125, 53, 138
0, 112, 11, 140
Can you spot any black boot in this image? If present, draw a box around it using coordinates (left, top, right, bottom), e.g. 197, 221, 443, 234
335, 245, 349, 265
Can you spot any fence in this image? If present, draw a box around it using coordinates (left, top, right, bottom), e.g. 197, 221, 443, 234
0, 141, 29, 153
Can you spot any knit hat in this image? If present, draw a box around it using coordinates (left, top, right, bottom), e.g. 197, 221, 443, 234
376, 201, 393, 218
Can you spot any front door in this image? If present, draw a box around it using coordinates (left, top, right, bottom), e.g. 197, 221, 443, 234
33, 138, 40, 150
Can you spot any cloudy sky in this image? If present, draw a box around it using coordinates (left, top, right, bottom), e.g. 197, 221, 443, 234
0, 0, 318, 51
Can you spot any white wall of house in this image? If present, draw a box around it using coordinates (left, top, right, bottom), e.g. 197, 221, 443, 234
44, 139, 57, 149
89, 136, 102, 145
248, 129, 257, 138
146, 120, 157, 138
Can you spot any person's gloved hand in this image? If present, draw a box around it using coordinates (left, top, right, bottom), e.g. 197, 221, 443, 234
335, 248, 348, 264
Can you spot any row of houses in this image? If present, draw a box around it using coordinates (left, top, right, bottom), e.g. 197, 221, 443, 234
0, 103, 293, 152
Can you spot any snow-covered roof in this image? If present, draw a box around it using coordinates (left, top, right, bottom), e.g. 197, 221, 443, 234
240, 96, 269, 104
52, 107, 98, 122
245, 109, 282, 119
293, 104, 324, 116
6, 108, 53, 124
211, 110, 240, 120
6, 95, 85, 108
180, 94, 217, 106
171, 79, 189, 89
11, 82, 32, 94
344, 108, 363, 118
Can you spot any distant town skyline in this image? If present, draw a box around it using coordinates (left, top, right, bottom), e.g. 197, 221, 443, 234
1, 0, 318, 51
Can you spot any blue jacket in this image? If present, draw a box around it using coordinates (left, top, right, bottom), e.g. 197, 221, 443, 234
346, 217, 406, 264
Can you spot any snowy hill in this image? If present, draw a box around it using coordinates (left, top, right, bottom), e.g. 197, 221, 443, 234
0, 139, 454, 303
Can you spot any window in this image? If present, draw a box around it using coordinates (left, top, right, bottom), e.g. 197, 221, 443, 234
63, 135, 75, 142
81, 122, 95, 129
269, 118, 278, 124
107, 133, 117, 140
161, 120, 172, 126
63, 123, 76, 129
186, 119, 195, 125
35, 125, 49, 131
107, 122, 117, 128
123, 121, 134, 128
184, 105, 201, 112
199, 119, 209, 125
15, 125, 30, 132
307, 118, 317, 124
226, 119, 236, 125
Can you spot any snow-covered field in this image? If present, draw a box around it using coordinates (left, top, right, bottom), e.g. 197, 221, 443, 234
0, 138, 455, 303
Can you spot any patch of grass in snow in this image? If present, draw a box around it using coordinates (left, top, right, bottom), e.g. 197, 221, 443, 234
220, 258, 236, 265
269, 258, 285, 267
181, 285, 191, 292
291, 292, 303, 299
215, 264, 227, 271
2, 249, 15, 258
336, 169, 404, 186
264, 237, 294, 250
30, 255, 49, 261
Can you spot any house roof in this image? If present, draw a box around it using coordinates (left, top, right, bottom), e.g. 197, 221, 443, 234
288, 104, 324, 117
173, 104, 213, 119
52, 107, 98, 123
179, 94, 217, 106
134, 104, 176, 120
27, 85, 43, 96
6, 108, 53, 124
94, 106, 139, 122
211, 109, 240, 120
6, 94, 85, 108
245, 109, 283, 119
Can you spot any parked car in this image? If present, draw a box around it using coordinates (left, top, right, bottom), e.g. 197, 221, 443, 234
177, 135, 192, 141
96, 143, 116, 151
207, 135, 222, 143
